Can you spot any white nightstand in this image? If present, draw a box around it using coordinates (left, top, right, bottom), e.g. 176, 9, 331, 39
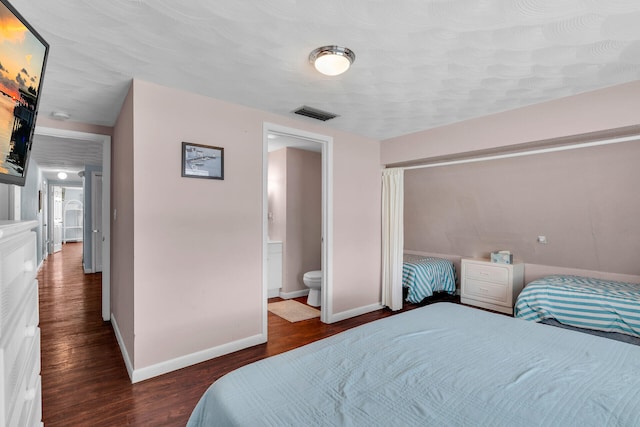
461, 258, 524, 315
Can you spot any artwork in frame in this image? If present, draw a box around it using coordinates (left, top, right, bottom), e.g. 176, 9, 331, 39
181, 142, 224, 180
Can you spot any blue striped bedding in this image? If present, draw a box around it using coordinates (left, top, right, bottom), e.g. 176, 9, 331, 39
402, 254, 456, 303
515, 275, 640, 338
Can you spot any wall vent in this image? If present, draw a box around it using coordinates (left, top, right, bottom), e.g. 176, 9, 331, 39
292, 105, 339, 121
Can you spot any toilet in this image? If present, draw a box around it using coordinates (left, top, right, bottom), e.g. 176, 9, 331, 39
303, 270, 322, 307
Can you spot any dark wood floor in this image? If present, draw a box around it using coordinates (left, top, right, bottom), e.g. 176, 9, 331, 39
38, 243, 419, 426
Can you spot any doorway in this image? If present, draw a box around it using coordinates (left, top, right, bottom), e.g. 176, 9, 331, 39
51, 185, 63, 253
262, 123, 333, 335
34, 126, 111, 321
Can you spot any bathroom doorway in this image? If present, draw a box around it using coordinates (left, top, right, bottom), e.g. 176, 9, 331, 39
262, 123, 333, 334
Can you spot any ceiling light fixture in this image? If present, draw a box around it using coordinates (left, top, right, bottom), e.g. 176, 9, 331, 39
51, 111, 71, 120
57, 172, 68, 180
309, 46, 355, 76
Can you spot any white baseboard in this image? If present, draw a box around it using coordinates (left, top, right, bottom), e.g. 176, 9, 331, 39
131, 333, 266, 384
111, 312, 267, 383
110, 313, 134, 381
267, 288, 281, 298
279, 289, 309, 299
327, 302, 384, 323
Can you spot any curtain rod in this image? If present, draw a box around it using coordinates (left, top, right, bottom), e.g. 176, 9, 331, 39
401, 133, 640, 171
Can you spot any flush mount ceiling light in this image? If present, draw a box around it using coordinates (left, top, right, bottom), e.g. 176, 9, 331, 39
57, 172, 67, 180
309, 46, 355, 76
51, 111, 71, 120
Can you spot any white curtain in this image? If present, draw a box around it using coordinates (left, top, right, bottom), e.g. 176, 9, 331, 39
381, 168, 404, 311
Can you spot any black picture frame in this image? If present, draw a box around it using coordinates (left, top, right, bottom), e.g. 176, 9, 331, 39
181, 142, 224, 180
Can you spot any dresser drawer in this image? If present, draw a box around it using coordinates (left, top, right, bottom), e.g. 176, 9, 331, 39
15, 374, 41, 427
0, 231, 37, 338
1, 285, 39, 425
462, 278, 509, 305
464, 263, 509, 285
11, 336, 41, 427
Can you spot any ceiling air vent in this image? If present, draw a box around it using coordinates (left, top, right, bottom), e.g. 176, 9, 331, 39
293, 105, 339, 121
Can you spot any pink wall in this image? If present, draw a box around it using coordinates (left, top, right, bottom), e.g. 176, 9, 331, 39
384, 81, 640, 278
132, 81, 263, 368
332, 132, 383, 313
118, 80, 381, 371
111, 84, 135, 360
403, 141, 640, 275
284, 148, 321, 293
381, 81, 640, 165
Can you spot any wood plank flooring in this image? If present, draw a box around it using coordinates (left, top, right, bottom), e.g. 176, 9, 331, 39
38, 243, 419, 426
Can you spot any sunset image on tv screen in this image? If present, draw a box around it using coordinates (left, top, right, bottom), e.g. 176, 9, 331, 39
0, 1, 47, 178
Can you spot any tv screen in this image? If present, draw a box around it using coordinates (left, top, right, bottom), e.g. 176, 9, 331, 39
0, 0, 48, 186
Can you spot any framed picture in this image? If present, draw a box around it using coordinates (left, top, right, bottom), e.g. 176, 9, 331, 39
181, 142, 224, 180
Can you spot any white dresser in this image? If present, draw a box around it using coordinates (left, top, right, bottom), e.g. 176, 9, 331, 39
0, 221, 41, 427
461, 258, 524, 315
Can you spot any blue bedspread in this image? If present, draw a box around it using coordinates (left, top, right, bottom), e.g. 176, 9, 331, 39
515, 275, 640, 338
402, 255, 456, 303
187, 303, 640, 427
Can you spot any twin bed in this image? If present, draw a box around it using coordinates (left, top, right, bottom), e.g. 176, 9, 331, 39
401, 254, 456, 303
515, 274, 640, 341
187, 269, 640, 426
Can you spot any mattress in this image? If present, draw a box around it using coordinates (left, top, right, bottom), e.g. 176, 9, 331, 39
187, 303, 640, 427
402, 254, 456, 303
515, 275, 640, 338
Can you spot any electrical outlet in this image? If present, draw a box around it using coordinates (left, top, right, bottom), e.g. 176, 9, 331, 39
537, 235, 548, 244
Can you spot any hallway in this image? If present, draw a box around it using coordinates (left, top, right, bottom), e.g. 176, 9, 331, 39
39, 243, 207, 425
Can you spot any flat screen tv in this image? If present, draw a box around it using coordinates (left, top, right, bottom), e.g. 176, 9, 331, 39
0, 0, 48, 186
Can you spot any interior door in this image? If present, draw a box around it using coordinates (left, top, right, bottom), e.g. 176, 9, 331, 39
91, 173, 103, 272
52, 186, 63, 253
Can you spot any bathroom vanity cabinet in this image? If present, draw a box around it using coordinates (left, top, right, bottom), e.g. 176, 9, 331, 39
268, 241, 282, 297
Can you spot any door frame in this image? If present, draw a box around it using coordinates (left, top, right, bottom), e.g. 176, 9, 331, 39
50, 185, 63, 252
34, 126, 112, 321
262, 122, 333, 334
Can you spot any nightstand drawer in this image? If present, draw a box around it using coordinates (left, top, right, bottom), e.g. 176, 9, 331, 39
464, 263, 508, 285
463, 278, 509, 305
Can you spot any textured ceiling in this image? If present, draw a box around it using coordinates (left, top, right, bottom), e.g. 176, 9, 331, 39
29, 134, 103, 183
12, 0, 640, 142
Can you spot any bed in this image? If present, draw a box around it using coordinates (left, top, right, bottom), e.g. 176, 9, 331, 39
514, 275, 640, 339
187, 303, 640, 427
402, 254, 456, 303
